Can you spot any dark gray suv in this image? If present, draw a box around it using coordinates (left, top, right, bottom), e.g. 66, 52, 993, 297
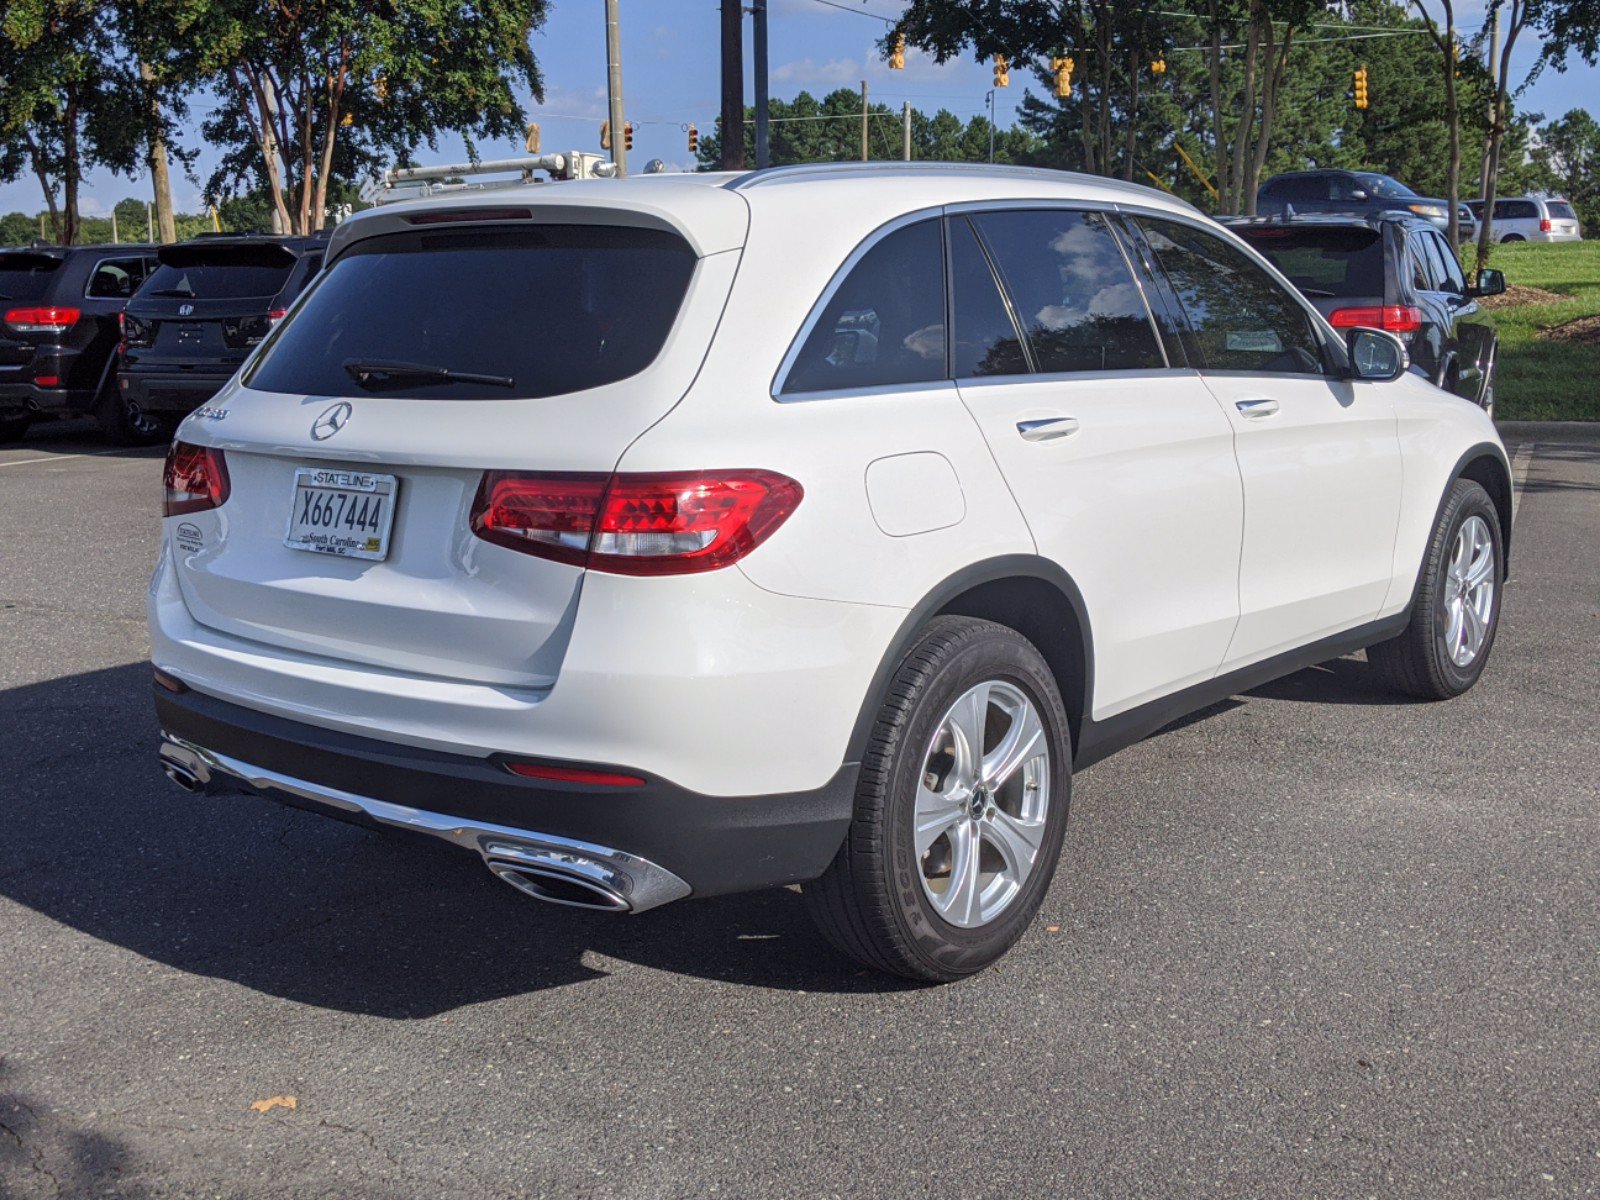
1257, 170, 1473, 242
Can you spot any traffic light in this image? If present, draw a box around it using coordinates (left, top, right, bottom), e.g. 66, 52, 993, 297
1150, 57, 1167, 76
623, 121, 634, 151
890, 33, 906, 70
687, 123, 698, 154
1353, 65, 1369, 109
993, 54, 1010, 88
1051, 56, 1074, 98
600, 120, 611, 150
524, 121, 541, 153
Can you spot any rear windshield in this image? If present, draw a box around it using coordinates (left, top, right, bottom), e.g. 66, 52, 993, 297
1236, 227, 1385, 299
0, 253, 63, 304
143, 245, 298, 300
1547, 201, 1577, 220
245, 225, 697, 400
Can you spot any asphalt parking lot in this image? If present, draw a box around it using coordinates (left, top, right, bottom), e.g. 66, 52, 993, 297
1, 419, 1596, 1199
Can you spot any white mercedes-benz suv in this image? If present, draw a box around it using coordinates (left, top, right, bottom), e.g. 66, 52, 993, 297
152, 163, 1511, 982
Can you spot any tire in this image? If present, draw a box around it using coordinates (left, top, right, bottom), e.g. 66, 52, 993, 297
804, 616, 1072, 982
0, 414, 30, 444
94, 377, 167, 447
1368, 478, 1503, 700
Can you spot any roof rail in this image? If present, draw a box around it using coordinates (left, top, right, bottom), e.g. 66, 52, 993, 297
722, 160, 1194, 207
360, 153, 618, 205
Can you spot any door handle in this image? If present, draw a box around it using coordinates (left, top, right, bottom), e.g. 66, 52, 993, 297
1017, 416, 1080, 442
1235, 398, 1280, 419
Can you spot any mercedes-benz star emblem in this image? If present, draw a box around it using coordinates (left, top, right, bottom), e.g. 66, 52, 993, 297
178, 303, 194, 316
311, 401, 353, 441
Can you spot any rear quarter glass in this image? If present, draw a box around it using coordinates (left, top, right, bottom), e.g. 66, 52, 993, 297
0, 253, 64, 304
244, 224, 697, 402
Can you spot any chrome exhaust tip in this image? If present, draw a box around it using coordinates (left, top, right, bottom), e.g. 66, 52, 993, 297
162, 761, 205, 793
488, 862, 632, 912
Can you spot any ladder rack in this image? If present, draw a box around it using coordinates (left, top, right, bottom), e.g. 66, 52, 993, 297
360, 153, 617, 205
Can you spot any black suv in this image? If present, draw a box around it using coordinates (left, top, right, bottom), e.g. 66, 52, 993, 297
1257, 170, 1474, 242
1226, 213, 1505, 413
0, 243, 158, 442
114, 235, 325, 442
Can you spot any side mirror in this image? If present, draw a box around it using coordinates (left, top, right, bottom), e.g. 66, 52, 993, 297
1345, 327, 1409, 382
1471, 268, 1506, 297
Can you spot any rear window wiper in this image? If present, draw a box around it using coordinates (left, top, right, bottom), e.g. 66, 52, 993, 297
1297, 287, 1337, 298
341, 357, 514, 389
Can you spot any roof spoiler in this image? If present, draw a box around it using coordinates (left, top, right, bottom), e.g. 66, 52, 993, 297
360, 154, 618, 206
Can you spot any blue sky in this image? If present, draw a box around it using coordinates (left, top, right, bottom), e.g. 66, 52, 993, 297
3, 0, 1596, 217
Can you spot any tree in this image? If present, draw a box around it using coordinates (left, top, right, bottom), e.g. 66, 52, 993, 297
1409, 0, 1466, 244
0, 1, 150, 244
695, 90, 1040, 170
171, 0, 549, 234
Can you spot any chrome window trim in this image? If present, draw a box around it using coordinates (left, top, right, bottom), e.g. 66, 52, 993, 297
956, 366, 1201, 389
770, 206, 946, 402
777, 379, 958, 406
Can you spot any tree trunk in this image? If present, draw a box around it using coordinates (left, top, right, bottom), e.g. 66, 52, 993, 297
1245, 28, 1293, 216
1443, 24, 1460, 247
22, 131, 61, 242
1473, 4, 1523, 277
62, 92, 81, 246
1207, 3, 1229, 212
237, 67, 295, 236
1228, 8, 1263, 213
1123, 49, 1139, 182
140, 60, 178, 244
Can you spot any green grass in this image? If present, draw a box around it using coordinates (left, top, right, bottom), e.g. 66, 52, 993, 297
1471, 240, 1600, 422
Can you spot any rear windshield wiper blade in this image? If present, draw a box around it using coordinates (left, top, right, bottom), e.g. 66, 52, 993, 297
342, 358, 514, 390
1297, 287, 1337, 298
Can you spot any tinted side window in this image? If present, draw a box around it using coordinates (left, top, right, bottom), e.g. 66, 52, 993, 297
783, 219, 946, 395
1425, 233, 1465, 294
948, 218, 1028, 378
86, 257, 148, 299
973, 209, 1162, 374
1408, 240, 1433, 293
1138, 217, 1326, 376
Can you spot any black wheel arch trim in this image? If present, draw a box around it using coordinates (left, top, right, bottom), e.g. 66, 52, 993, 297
842, 555, 1096, 767
1415, 442, 1514, 603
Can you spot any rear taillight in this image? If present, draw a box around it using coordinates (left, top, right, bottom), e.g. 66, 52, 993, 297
163, 441, 231, 517
266, 307, 287, 325
470, 470, 803, 576
120, 312, 155, 350
1539, 218, 1553, 233
1328, 305, 1423, 334
5, 305, 80, 333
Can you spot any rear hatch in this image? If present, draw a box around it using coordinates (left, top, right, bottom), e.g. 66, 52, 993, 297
0, 252, 67, 374
1234, 224, 1387, 319
170, 207, 743, 687
123, 242, 300, 373
1545, 201, 1581, 237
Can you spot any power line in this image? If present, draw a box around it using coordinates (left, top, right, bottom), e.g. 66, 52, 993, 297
804, 0, 897, 24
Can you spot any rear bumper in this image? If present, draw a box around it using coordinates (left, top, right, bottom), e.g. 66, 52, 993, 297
0, 379, 92, 418
155, 684, 856, 902
120, 369, 232, 412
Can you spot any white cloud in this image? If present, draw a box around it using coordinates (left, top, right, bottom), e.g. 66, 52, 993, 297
773, 56, 864, 87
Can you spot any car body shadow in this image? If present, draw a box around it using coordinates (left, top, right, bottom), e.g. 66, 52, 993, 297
0, 664, 918, 1018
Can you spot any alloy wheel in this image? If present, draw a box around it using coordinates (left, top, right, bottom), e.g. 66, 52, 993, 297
914, 680, 1051, 929
1442, 514, 1496, 667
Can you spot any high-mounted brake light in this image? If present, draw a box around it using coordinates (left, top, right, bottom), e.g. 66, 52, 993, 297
5, 306, 80, 333
163, 441, 231, 517
470, 470, 803, 576
1328, 305, 1422, 334
407, 208, 533, 225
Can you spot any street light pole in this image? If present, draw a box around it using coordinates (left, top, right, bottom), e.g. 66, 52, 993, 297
604, 0, 626, 177
720, 0, 745, 170
987, 90, 996, 163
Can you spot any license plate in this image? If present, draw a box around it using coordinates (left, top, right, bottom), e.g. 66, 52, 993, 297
284, 467, 398, 561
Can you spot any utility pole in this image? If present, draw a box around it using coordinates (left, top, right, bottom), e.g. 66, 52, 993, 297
902, 100, 912, 161
753, 2, 770, 168
720, 0, 745, 170
860, 80, 869, 161
605, 0, 627, 177
986, 90, 996, 163
111, 209, 119, 244
146, 201, 153, 243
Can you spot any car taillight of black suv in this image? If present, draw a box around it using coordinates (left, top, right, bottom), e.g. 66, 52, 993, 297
0, 243, 158, 443
113, 235, 326, 444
